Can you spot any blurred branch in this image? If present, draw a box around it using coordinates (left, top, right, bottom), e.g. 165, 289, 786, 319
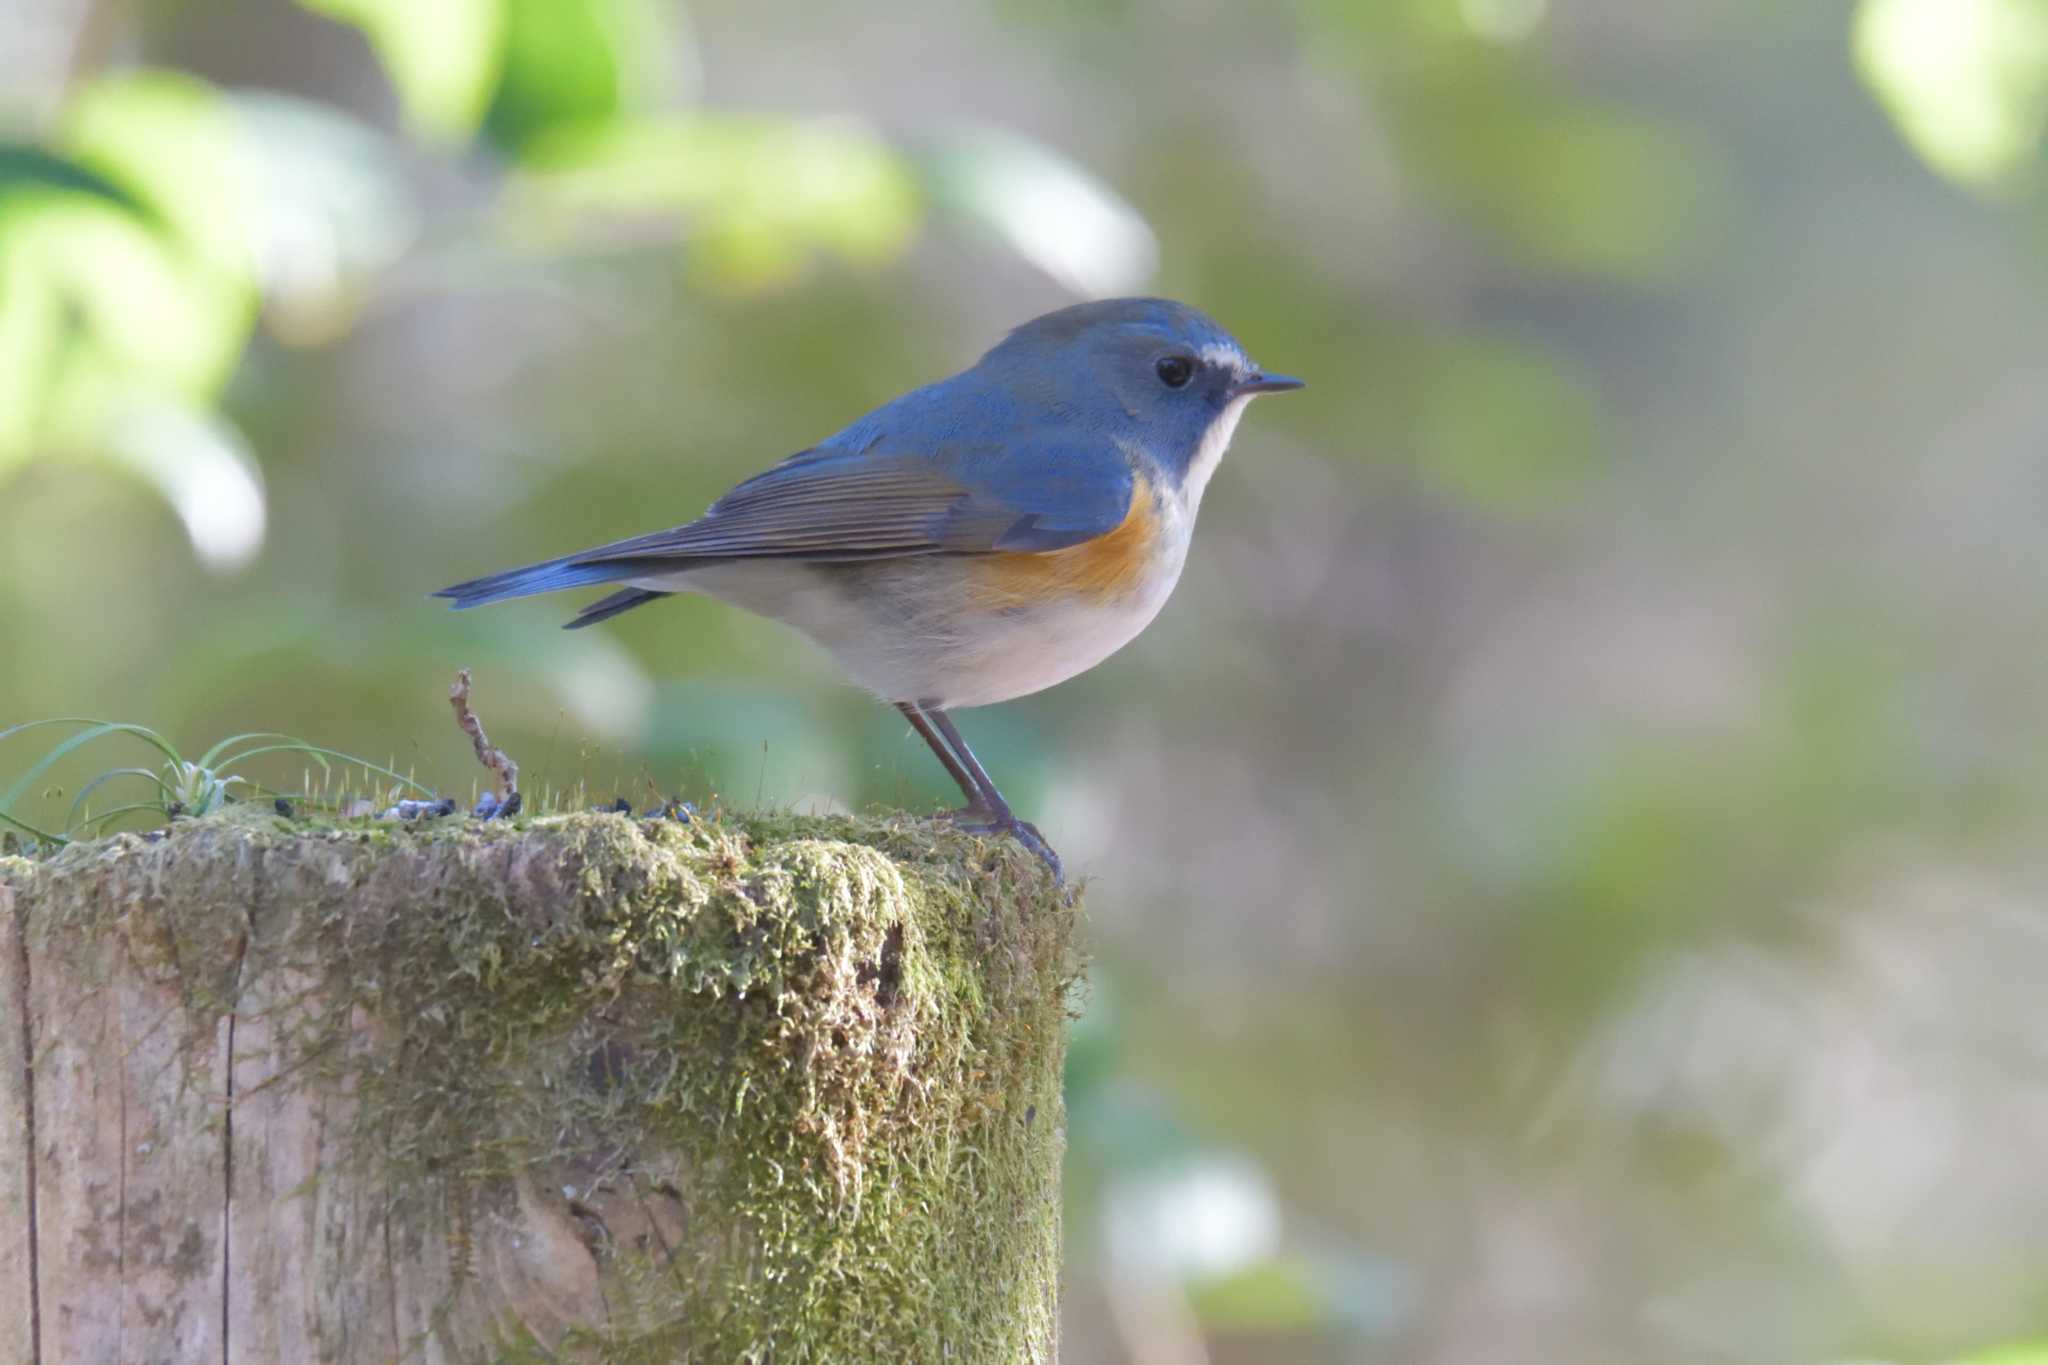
63, 0, 127, 91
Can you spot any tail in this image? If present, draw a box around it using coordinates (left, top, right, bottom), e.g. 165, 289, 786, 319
433, 557, 672, 627
564, 586, 670, 629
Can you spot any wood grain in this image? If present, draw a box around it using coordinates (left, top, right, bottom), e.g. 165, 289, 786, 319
0, 878, 37, 1365
27, 877, 231, 1361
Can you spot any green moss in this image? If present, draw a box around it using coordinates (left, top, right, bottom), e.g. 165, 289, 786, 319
3, 807, 1079, 1362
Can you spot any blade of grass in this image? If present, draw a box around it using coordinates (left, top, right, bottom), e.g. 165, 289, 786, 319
197, 732, 334, 770
0, 722, 186, 815
66, 767, 174, 826
73, 802, 177, 833
0, 806, 67, 846
0, 717, 179, 752
1, 718, 181, 759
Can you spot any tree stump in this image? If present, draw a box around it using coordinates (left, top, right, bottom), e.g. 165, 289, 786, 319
0, 807, 1076, 1362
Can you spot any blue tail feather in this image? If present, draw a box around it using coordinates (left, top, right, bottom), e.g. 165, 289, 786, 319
432, 556, 642, 610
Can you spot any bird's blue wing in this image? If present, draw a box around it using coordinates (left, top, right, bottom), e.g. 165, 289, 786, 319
939, 439, 1139, 553
574, 436, 1135, 565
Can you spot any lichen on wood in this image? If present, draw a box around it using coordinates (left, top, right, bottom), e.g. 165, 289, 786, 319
0, 805, 1078, 1363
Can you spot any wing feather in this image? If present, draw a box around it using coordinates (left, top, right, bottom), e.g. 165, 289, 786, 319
567, 440, 1134, 570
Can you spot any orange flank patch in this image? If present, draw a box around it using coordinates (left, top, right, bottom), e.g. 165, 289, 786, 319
967, 473, 1161, 609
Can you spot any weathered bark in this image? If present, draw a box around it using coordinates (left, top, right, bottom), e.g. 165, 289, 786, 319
0, 807, 1076, 1362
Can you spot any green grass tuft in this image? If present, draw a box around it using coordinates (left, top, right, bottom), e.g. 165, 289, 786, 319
0, 717, 439, 848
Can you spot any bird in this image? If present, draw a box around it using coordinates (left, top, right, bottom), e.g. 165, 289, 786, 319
434, 297, 1303, 880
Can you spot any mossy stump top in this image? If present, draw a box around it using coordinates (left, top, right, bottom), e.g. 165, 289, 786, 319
0, 807, 1078, 1363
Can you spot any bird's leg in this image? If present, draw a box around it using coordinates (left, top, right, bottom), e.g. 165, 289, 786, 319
894, 702, 989, 816
896, 700, 1064, 882
921, 704, 1062, 882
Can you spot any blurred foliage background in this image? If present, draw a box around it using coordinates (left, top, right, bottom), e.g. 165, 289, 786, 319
8, 0, 2048, 1360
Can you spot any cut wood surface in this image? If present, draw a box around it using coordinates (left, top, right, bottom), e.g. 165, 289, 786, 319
0, 807, 1076, 1363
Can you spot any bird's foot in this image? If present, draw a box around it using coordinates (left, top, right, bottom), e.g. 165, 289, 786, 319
938, 805, 1064, 883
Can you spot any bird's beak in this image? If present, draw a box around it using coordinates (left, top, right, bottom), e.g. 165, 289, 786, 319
1232, 372, 1306, 397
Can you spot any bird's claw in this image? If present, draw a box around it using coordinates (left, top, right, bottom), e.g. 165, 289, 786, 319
1003, 818, 1063, 883
939, 806, 1064, 884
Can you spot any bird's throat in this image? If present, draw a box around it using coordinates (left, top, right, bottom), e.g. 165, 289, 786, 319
1181, 394, 1252, 512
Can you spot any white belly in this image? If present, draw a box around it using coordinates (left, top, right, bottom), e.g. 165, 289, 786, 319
913, 562, 1185, 707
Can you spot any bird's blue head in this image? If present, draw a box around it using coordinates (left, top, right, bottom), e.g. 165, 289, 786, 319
978, 297, 1303, 501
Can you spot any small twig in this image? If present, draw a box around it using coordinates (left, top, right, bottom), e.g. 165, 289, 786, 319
448, 670, 519, 800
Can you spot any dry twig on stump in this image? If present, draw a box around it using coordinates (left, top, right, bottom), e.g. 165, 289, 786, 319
448, 668, 518, 799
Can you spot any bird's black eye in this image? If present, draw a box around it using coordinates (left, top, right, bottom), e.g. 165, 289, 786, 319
1155, 355, 1195, 389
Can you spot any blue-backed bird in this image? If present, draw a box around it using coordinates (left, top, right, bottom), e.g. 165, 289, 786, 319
434, 298, 1303, 879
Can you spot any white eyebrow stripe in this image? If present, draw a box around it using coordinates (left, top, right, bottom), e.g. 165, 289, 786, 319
1198, 342, 1245, 372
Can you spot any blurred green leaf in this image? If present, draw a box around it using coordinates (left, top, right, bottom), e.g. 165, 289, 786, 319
1186, 1257, 1334, 1333
302, 0, 508, 142
0, 198, 252, 464
486, 0, 619, 152
514, 115, 921, 289
1949, 1346, 2048, 1365
1186, 1249, 1417, 1344
0, 72, 279, 581
0, 74, 257, 469
485, 0, 658, 152
61, 72, 257, 275
1854, 0, 2048, 189
0, 145, 152, 219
